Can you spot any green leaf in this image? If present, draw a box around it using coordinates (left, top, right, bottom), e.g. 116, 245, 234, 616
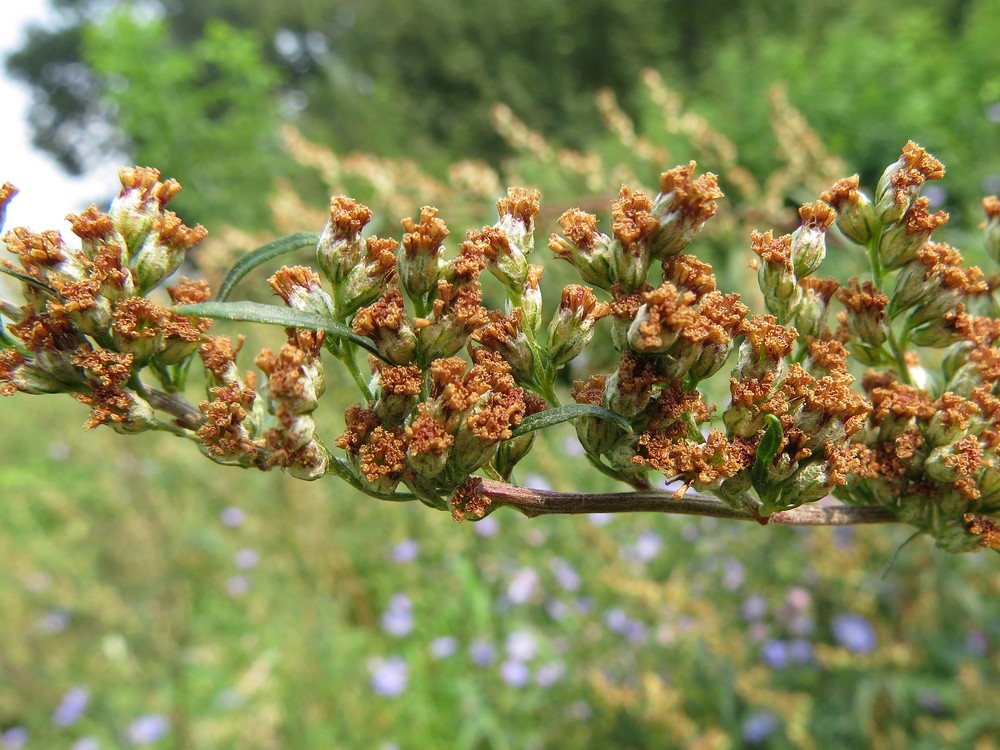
215, 232, 320, 302
0, 264, 56, 294
754, 414, 783, 467
511, 404, 633, 438
175, 300, 383, 358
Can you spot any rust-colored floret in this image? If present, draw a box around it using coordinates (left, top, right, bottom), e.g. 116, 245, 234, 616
497, 187, 541, 225
119, 166, 182, 208
401, 206, 449, 258
450, 476, 492, 522
740, 315, 798, 359
611, 185, 658, 249
750, 230, 793, 268
798, 200, 836, 230
552, 208, 600, 252
198, 381, 259, 459
199, 335, 245, 380
328, 195, 373, 237
167, 278, 213, 306
836, 278, 888, 313
67, 205, 114, 241
658, 161, 724, 224
820, 175, 862, 209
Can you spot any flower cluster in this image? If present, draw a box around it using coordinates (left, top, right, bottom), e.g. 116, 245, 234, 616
1, 168, 210, 431
4, 143, 1000, 553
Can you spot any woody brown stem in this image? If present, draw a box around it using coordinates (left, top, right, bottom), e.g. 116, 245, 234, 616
480, 479, 899, 526
145, 387, 205, 431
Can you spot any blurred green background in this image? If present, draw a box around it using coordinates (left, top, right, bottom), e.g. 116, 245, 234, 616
3, 0, 1000, 747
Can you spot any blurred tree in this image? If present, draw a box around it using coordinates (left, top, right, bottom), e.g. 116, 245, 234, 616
80, 10, 283, 229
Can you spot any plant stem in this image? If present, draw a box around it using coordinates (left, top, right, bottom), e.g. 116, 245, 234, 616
478, 479, 898, 526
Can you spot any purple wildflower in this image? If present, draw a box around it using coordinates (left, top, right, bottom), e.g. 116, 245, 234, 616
506, 568, 539, 604
742, 595, 767, 622
548, 557, 581, 592
369, 656, 408, 696
505, 630, 538, 661
1, 727, 28, 749
234, 548, 260, 570
474, 516, 500, 537
53, 685, 90, 727
966, 630, 989, 655
469, 638, 495, 666
742, 711, 778, 744
389, 539, 419, 564
71, 738, 101, 750
760, 640, 790, 669
380, 594, 414, 637
722, 558, 745, 590
535, 660, 566, 688
788, 639, 814, 665
546, 599, 570, 621
831, 613, 877, 654
523, 473, 552, 491
38, 610, 70, 634
429, 636, 458, 659
500, 659, 531, 687
219, 506, 245, 528
126, 714, 169, 745
587, 513, 613, 526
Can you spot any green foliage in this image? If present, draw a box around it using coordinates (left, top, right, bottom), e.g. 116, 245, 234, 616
692, 0, 1000, 223
81, 10, 284, 229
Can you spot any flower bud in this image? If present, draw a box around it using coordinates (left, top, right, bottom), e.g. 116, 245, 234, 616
648, 162, 724, 258
492, 432, 536, 480
518, 265, 545, 336
820, 175, 878, 245
549, 208, 616, 290
371, 361, 422, 428
353, 290, 417, 365
547, 285, 610, 368
750, 231, 800, 322
108, 392, 157, 435
874, 141, 944, 224
835, 278, 888, 348
399, 206, 448, 302
790, 201, 835, 278
878, 197, 948, 270
0, 350, 69, 394
734, 314, 797, 382
110, 298, 165, 364
132, 211, 207, 293
471, 310, 537, 384
336, 236, 399, 318
316, 196, 373, 288
494, 186, 540, 262
474, 226, 527, 292
794, 277, 839, 340
108, 167, 181, 258
609, 186, 656, 289
774, 461, 830, 510
267, 266, 335, 318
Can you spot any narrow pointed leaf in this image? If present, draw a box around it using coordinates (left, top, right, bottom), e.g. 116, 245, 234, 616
175, 300, 382, 358
0, 264, 56, 294
511, 403, 633, 438
215, 232, 320, 302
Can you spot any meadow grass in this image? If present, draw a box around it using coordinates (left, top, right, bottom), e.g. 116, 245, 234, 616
3, 382, 1000, 749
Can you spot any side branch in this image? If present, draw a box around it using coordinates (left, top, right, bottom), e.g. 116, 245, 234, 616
479, 480, 899, 526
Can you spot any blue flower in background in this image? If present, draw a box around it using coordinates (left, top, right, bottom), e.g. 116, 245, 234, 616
369, 656, 408, 697
742, 711, 778, 744
53, 685, 90, 727
469, 638, 495, 667
474, 516, 500, 537
760, 639, 790, 669
125, 714, 169, 746
219, 506, 245, 528
500, 659, 531, 687
0, 727, 28, 750
71, 738, 101, 750
380, 593, 414, 637
234, 548, 260, 570
429, 636, 458, 659
831, 613, 877, 654
389, 539, 419, 564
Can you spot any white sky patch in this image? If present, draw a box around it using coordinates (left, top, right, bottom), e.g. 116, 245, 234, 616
1, 0, 120, 235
